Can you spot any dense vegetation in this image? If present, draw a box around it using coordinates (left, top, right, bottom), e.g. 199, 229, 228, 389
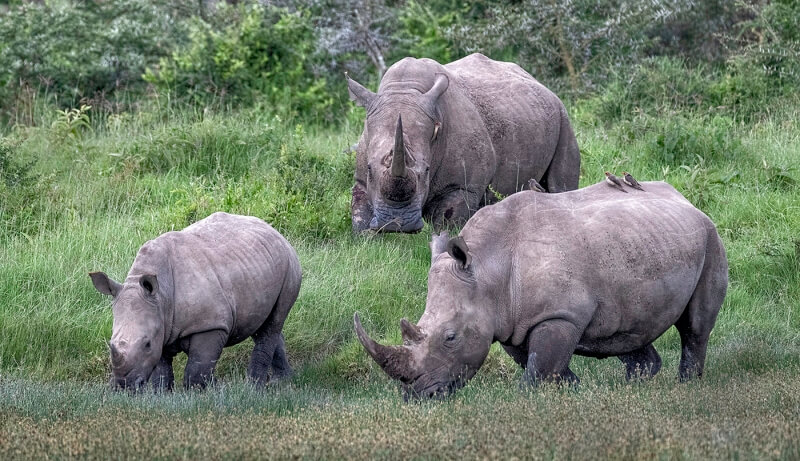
1, 0, 798, 458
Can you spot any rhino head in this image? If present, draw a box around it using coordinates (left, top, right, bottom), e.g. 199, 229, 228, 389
354, 233, 494, 399
347, 72, 449, 233
90, 271, 165, 391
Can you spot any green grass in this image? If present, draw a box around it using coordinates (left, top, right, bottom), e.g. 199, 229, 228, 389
1, 92, 799, 457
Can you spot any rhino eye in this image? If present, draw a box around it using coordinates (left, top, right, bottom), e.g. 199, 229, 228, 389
445, 332, 456, 342
144, 341, 151, 350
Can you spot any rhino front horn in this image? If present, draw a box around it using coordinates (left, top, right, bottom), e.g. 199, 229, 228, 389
109, 341, 124, 366
391, 115, 406, 178
354, 313, 414, 382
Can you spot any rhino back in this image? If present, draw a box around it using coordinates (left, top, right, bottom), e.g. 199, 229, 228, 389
464, 183, 719, 351
444, 54, 564, 194
151, 212, 298, 345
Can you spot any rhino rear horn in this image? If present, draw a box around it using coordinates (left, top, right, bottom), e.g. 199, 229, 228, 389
400, 318, 424, 343
430, 232, 450, 262
354, 313, 415, 382
345, 72, 376, 108
391, 115, 406, 178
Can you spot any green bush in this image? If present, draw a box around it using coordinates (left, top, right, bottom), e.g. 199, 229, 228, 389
0, 0, 186, 125
144, 3, 338, 121
646, 115, 748, 167
596, 56, 794, 124
0, 139, 49, 237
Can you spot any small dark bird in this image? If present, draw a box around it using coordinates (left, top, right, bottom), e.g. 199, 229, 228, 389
527, 178, 546, 193
621, 171, 645, 191
605, 172, 628, 193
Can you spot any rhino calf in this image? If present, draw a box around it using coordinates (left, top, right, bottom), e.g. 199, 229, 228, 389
356, 182, 728, 398
90, 212, 302, 391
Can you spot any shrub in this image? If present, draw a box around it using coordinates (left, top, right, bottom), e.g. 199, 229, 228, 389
0, 139, 49, 237
0, 0, 187, 125
648, 115, 748, 166
144, 3, 338, 121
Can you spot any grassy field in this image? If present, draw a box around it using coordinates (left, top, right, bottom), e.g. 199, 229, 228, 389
1, 88, 799, 458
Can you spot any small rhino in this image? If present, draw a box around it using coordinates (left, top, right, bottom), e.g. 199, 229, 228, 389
90, 212, 302, 391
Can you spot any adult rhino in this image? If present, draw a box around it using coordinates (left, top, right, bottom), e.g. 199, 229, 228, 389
347, 53, 580, 233
355, 182, 728, 399
90, 212, 301, 391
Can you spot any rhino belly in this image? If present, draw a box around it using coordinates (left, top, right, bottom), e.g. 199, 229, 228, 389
574, 272, 698, 357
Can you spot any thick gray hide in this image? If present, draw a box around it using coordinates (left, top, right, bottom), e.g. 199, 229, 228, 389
356, 182, 728, 398
348, 53, 580, 233
90, 212, 301, 390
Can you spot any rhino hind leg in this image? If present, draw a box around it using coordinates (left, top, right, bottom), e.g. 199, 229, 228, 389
248, 331, 281, 386
270, 333, 293, 380
618, 344, 662, 381
674, 232, 727, 382
249, 276, 299, 386
183, 329, 227, 389
521, 319, 583, 386
540, 105, 580, 193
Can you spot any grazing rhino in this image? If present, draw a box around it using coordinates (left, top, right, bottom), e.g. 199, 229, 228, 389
90, 212, 301, 391
355, 182, 728, 399
347, 53, 580, 233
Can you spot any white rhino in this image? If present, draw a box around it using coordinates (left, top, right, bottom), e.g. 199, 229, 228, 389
347, 53, 580, 233
90, 212, 302, 390
355, 182, 728, 398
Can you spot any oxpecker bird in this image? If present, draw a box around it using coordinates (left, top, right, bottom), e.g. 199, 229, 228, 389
527, 178, 546, 193
605, 172, 628, 193
621, 172, 645, 191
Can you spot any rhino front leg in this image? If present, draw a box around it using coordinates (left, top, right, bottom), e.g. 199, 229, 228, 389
522, 319, 582, 386
351, 182, 372, 233
149, 353, 175, 392
618, 344, 662, 380
183, 330, 227, 389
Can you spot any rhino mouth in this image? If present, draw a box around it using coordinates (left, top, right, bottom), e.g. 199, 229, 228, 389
403, 379, 463, 401
370, 201, 424, 233
111, 367, 154, 392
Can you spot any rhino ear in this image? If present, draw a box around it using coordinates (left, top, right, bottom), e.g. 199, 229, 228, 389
139, 274, 158, 296
89, 271, 122, 298
446, 236, 472, 270
345, 72, 376, 108
430, 232, 449, 262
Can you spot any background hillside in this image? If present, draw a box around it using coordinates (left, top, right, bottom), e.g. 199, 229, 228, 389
1, 1, 798, 458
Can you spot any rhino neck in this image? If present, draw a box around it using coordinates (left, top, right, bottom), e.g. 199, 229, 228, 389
127, 239, 177, 347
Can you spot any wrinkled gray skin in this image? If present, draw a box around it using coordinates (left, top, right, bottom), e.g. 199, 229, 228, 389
347, 53, 580, 233
90, 212, 301, 391
355, 182, 728, 399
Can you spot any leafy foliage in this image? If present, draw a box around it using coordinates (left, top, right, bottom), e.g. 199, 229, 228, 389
0, 139, 48, 237
0, 0, 188, 125
144, 3, 338, 121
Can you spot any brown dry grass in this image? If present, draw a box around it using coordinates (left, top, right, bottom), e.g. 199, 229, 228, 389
1, 367, 798, 460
